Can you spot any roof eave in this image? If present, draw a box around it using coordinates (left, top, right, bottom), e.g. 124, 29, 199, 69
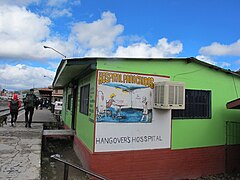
52, 58, 97, 88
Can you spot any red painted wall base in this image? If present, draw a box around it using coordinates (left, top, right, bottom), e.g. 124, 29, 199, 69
73, 136, 227, 180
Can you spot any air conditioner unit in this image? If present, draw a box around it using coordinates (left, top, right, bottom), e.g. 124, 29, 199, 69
154, 81, 185, 109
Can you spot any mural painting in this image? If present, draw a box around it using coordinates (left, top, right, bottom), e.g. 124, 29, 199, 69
95, 70, 171, 152
96, 71, 156, 123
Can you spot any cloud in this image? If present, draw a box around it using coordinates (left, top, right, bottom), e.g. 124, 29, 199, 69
0, 7, 183, 60
84, 48, 112, 57
47, 0, 68, 7
0, 64, 55, 90
196, 55, 231, 69
114, 38, 183, 58
116, 35, 147, 47
70, 0, 81, 6
70, 11, 183, 58
49, 8, 72, 18
0, 0, 39, 6
220, 62, 231, 68
0, 5, 53, 59
48, 61, 61, 69
72, 11, 124, 49
199, 40, 240, 56
196, 55, 216, 65
0, 5, 74, 60
0, 7, 184, 90
71, 12, 183, 58
44, 0, 72, 18
197, 40, 240, 70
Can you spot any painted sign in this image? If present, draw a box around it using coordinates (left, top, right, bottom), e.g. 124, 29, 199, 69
95, 70, 171, 152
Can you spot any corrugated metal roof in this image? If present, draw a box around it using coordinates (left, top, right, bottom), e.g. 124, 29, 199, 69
53, 57, 240, 88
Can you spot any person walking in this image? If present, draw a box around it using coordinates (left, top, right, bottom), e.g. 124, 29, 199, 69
24, 88, 37, 128
35, 98, 40, 110
8, 94, 21, 127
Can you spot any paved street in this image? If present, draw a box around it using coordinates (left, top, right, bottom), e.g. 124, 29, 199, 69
0, 108, 55, 180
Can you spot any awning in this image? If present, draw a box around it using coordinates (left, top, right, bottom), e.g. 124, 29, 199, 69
226, 98, 240, 109
53, 58, 97, 88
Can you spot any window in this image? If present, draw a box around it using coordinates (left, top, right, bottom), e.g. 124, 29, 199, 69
67, 94, 72, 110
80, 84, 90, 115
172, 89, 211, 119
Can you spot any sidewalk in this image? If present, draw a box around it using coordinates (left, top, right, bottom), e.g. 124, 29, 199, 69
16, 108, 56, 123
0, 108, 55, 180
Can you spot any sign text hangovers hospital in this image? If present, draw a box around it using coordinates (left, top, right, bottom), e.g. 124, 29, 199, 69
96, 135, 163, 145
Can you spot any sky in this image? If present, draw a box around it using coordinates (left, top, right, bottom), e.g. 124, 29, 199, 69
0, 0, 240, 90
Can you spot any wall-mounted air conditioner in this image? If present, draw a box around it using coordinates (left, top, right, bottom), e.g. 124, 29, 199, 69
154, 81, 185, 109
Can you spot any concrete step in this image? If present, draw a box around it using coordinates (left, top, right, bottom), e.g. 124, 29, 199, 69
43, 129, 75, 136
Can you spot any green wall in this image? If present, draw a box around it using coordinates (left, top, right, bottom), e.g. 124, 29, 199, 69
75, 72, 96, 152
62, 86, 73, 128
61, 72, 96, 152
97, 58, 240, 150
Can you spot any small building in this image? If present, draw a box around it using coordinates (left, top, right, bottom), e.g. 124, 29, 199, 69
53, 57, 240, 179
52, 88, 63, 102
38, 88, 53, 108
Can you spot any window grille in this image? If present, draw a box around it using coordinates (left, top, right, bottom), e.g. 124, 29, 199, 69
172, 89, 211, 119
80, 84, 90, 115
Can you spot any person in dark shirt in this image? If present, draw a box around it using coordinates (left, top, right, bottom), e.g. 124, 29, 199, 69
23, 88, 37, 128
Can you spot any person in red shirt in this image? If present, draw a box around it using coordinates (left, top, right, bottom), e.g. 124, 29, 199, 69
8, 94, 21, 127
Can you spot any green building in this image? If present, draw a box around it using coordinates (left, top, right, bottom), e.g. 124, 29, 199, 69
53, 57, 240, 179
